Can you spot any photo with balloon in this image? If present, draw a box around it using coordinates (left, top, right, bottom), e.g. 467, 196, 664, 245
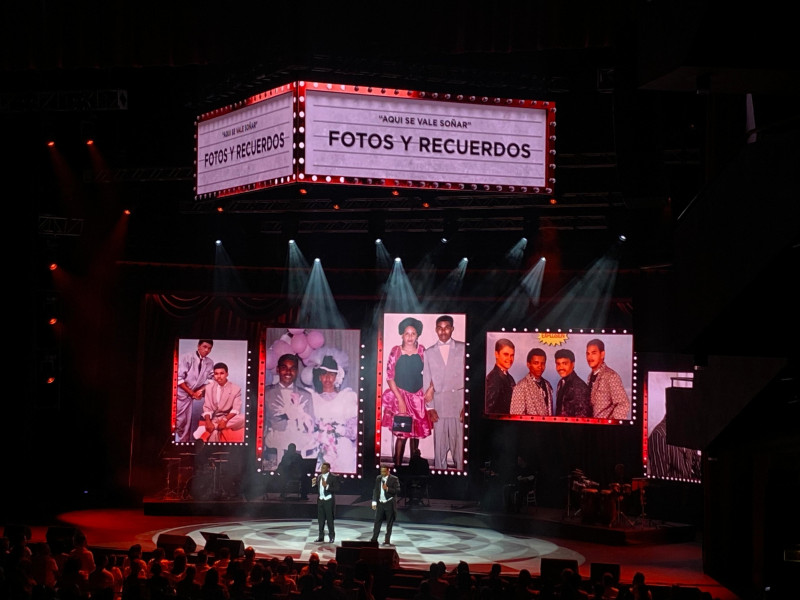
258, 327, 362, 475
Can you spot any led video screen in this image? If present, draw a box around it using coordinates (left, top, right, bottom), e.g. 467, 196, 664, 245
644, 371, 702, 482
258, 328, 361, 476
172, 338, 249, 445
484, 330, 634, 422
376, 313, 468, 472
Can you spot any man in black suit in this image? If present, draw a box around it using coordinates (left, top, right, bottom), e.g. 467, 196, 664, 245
312, 462, 340, 543
554, 349, 592, 417
370, 464, 401, 546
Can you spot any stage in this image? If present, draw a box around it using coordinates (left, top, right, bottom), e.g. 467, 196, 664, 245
142, 493, 697, 547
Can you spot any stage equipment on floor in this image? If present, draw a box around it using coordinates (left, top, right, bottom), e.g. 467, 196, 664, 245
156, 533, 197, 556
199, 531, 229, 553
631, 477, 650, 526
565, 468, 598, 519
590, 562, 621, 585
540, 558, 580, 585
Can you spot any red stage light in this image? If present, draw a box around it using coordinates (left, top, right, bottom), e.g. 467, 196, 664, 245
49, 262, 58, 271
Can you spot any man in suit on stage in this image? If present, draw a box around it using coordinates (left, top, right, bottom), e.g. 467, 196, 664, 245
370, 465, 400, 546
311, 462, 340, 543
422, 315, 466, 470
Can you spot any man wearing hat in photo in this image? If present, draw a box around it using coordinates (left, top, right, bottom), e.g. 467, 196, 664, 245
554, 348, 592, 417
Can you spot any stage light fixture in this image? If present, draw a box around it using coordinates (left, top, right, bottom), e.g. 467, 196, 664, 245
215, 240, 222, 246
49, 262, 58, 271
49, 318, 57, 326
123, 209, 131, 216
394, 257, 401, 263
375, 238, 382, 244
47, 140, 55, 147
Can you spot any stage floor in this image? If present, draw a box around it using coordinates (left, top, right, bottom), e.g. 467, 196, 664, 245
19, 497, 741, 599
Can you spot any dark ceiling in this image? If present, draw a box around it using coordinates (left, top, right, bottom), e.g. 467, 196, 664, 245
8, 1, 799, 353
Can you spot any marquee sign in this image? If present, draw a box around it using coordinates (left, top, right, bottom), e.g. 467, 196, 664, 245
195, 81, 556, 198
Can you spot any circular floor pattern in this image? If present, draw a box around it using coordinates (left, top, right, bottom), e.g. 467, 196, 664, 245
155, 518, 585, 573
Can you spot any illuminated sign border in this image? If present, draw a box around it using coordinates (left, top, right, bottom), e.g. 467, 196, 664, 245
195, 81, 556, 199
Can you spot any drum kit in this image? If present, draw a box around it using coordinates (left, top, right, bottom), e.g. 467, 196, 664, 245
566, 469, 642, 527
565, 469, 599, 520
162, 451, 232, 500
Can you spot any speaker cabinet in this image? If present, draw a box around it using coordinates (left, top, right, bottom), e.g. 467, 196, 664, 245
590, 562, 620, 584
155, 534, 197, 557
341, 540, 379, 548
199, 532, 229, 554
360, 547, 400, 568
335, 546, 362, 566
540, 558, 579, 585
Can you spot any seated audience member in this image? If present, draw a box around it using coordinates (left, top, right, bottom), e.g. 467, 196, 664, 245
121, 557, 148, 600
56, 556, 89, 599
87, 553, 116, 600
509, 568, 537, 599
145, 561, 173, 600
68, 532, 96, 577
30, 541, 59, 591
271, 563, 298, 596
617, 572, 652, 600
200, 567, 229, 600
175, 565, 201, 600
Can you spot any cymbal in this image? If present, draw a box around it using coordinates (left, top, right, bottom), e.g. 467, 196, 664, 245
212, 451, 229, 455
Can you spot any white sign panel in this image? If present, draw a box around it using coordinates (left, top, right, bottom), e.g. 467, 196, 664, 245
302, 86, 552, 188
196, 90, 294, 196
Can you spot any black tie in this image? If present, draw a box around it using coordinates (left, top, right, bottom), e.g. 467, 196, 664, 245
588, 372, 597, 390
555, 379, 564, 415
538, 380, 551, 414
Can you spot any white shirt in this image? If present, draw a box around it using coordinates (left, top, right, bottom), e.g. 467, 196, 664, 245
318, 473, 332, 500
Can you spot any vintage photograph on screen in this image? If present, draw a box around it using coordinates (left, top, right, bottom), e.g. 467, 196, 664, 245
378, 313, 467, 472
645, 371, 702, 482
484, 331, 634, 422
173, 338, 248, 444
261, 328, 361, 475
